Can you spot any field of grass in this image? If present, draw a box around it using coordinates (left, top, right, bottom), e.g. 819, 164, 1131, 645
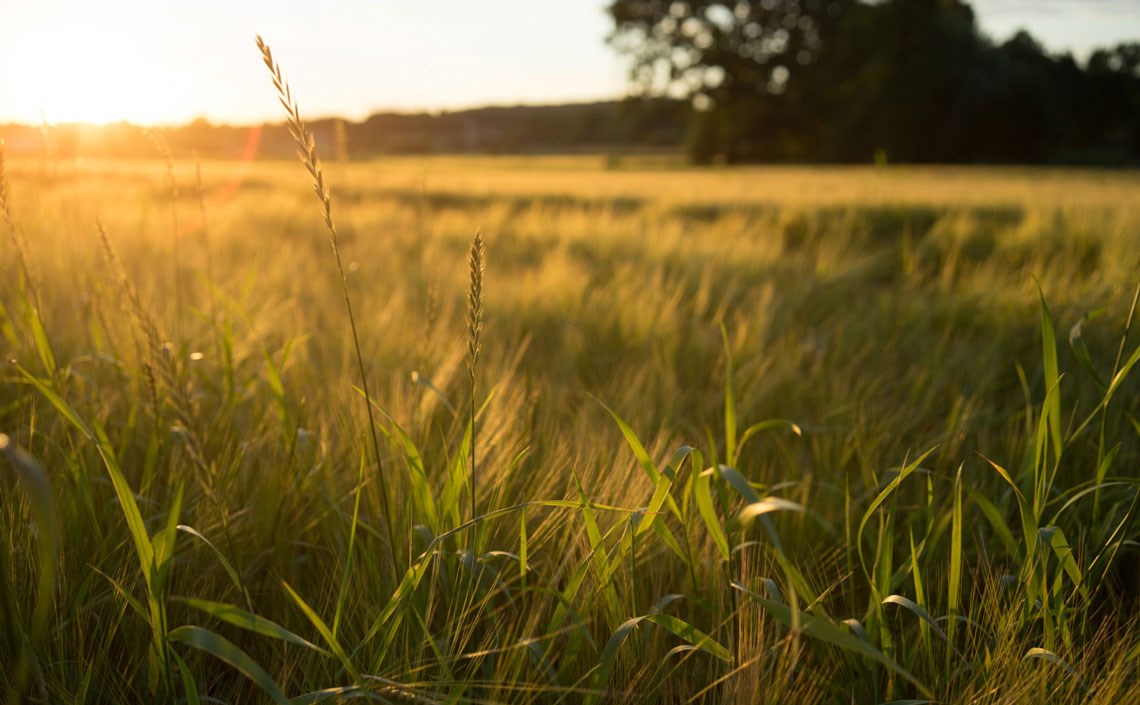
2, 138, 1140, 704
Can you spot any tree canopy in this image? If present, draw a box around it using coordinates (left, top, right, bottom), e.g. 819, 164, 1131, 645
608, 0, 1140, 164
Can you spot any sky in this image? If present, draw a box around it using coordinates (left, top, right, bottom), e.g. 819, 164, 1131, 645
1, 0, 1137, 127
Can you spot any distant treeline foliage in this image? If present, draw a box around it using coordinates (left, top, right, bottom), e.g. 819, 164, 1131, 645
608, 0, 1140, 164
0, 100, 690, 161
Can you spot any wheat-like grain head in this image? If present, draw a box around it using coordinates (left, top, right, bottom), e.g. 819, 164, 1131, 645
467, 230, 486, 380
256, 35, 338, 240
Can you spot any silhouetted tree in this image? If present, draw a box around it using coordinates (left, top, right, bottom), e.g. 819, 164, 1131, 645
608, 0, 862, 162
609, 0, 1140, 164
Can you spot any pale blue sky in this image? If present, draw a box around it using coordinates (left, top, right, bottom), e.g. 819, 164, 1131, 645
0, 0, 1136, 126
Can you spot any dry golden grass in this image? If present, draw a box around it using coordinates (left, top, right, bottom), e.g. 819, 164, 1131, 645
1, 148, 1138, 703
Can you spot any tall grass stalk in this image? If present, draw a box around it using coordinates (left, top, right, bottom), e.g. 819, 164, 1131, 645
255, 34, 400, 578
467, 230, 485, 523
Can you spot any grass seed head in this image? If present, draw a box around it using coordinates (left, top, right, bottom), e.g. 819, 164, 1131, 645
467, 230, 486, 378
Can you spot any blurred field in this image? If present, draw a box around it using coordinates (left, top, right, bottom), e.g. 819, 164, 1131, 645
2, 155, 1139, 703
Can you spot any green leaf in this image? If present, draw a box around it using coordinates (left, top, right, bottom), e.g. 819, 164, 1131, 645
982, 455, 1038, 559
643, 613, 730, 661
695, 468, 730, 561
857, 448, 938, 587
733, 581, 932, 699
172, 651, 202, 705
1069, 310, 1107, 391
1, 433, 59, 638
964, 483, 1018, 559
1023, 647, 1084, 689
882, 595, 947, 641
588, 596, 729, 701
739, 497, 805, 523
721, 324, 738, 467
1038, 526, 1083, 594
736, 419, 801, 463
173, 597, 329, 655
595, 397, 661, 485
1038, 288, 1063, 462
283, 582, 361, 684
16, 368, 155, 586
290, 686, 385, 704
177, 525, 251, 608
27, 303, 57, 377
168, 625, 289, 704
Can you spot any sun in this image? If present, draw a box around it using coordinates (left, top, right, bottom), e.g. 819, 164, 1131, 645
9, 26, 184, 126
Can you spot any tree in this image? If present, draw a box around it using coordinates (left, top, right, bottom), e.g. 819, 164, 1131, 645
608, 0, 861, 162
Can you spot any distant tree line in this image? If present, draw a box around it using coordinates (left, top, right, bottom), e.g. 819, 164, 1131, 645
608, 0, 1140, 164
0, 100, 691, 161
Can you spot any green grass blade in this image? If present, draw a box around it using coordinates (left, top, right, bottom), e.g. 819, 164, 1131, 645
168, 625, 289, 704
721, 324, 738, 467
964, 483, 1018, 558
1038, 288, 1063, 462
947, 464, 963, 675
283, 582, 361, 684
882, 595, 947, 641
1069, 310, 1107, 391
1037, 526, 1083, 595
1023, 647, 1085, 689
26, 303, 57, 377
595, 397, 661, 485
17, 368, 155, 584
695, 468, 730, 560
857, 447, 938, 586
172, 651, 202, 705
1, 433, 59, 639
736, 419, 801, 462
733, 581, 932, 699
290, 686, 385, 704
173, 597, 329, 655
982, 455, 1038, 558
643, 613, 730, 661
177, 525, 251, 608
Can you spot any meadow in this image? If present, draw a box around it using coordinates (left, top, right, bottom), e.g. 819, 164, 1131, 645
2, 128, 1140, 703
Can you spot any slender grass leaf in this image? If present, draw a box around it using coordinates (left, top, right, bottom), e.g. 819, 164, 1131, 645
857, 448, 937, 586
695, 468, 730, 560
721, 325, 738, 467
1023, 647, 1085, 688
643, 613, 730, 661
1038, 289, 1062, 461
177, 525, 250, 608
1, 433, 59, 637
290, 686, 386, 704
1038, 526, 1083, 593
736, 419, 801, 463
172, 651, 202, 705
93, 567, 148, 622
965, 483, 1018, 558
1069, 311, 1107, 391
282, 582, 361, 684
734, 581, 932, 699
174, 597, 329, 655
882, 595, 947, 641
168, 625, 289, 705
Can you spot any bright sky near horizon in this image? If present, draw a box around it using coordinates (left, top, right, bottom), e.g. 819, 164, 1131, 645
1, 0, 1137, 126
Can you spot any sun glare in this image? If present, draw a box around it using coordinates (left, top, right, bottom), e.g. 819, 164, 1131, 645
13, 27, 182, 126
